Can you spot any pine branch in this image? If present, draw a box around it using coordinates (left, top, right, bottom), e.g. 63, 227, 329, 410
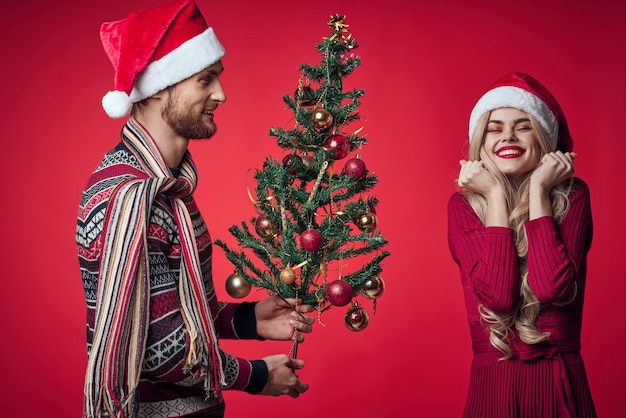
343, 251, 391, 288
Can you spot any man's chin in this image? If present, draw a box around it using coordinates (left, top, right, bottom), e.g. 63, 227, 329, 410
186, 123, 217, 140
190, 130, 217, 141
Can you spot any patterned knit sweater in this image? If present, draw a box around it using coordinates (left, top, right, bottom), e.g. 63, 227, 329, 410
77, 119, 268, 416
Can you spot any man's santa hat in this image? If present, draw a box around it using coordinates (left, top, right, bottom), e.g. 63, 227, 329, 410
468, 72, 573, 152
100, 0, 225, 118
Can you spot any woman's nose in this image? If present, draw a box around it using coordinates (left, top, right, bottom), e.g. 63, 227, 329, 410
501, 128, 516, 141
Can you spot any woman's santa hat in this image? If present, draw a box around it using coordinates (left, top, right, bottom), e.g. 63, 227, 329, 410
468, 72, 573, 152
100, 0, 225, 118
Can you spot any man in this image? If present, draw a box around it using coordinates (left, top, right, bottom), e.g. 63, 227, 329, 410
76, 0, 313, 416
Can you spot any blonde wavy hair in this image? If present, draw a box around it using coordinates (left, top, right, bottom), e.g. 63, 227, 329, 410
465, 111, 576, 360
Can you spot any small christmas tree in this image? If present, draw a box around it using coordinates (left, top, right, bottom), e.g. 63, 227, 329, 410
215, 14, 390, 333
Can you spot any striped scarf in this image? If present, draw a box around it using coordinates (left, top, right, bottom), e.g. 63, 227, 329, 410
84, 117, 224, 417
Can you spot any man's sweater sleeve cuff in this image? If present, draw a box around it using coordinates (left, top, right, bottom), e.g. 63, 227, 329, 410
244, 360, 269, 395
233, 302, 264, 340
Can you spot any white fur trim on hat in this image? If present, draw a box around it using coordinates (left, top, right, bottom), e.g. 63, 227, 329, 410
129, 28, 224, 103
468, 86, 558, 149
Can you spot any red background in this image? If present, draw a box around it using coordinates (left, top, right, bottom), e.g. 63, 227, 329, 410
1, 0, 624, 416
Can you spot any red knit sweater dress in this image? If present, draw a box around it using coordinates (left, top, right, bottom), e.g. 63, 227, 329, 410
447, 178, 596, 418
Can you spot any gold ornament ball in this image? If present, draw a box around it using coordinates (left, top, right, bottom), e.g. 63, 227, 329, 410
362, 275, 386, 299
301, 155, 316, 170
354, 212, 378, 232
311, 108, 333, 131
279, 267, 297, 285
344, 305, 370, 332
225, 273, 252, 299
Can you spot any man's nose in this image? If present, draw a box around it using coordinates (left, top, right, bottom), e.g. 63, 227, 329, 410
212, 81, 226, 104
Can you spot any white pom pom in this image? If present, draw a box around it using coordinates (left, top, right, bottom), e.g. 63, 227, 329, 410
102, 90, 133, 119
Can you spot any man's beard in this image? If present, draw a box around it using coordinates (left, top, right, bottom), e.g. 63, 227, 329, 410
161, 91, 217, 140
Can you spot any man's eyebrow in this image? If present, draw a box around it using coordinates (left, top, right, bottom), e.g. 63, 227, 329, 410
208, 67, 224, 75
198, 66, 223, 77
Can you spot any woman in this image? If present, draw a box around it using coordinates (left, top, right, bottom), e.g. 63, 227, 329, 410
448, 72, 596, 417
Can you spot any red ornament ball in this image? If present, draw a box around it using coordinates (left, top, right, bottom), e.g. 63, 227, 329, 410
295, 85, 315, 106
325, 280, 353, 307
344, 305, 370, 332
339, 52, 357, 65
300, 228, 322, 252
324, 134, 350, 160
343, 157, 367, 179
282, 154, 302, 175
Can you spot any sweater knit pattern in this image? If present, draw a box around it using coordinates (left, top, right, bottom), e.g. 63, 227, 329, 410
77, 119, 261, 416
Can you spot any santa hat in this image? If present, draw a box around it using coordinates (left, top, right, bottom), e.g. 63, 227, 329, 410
100, 0, 225, 118
468, 72, 573, 152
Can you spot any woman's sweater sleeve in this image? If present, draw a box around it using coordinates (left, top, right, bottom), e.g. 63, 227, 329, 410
525, 178, 593, 304
447, 192, 520, 312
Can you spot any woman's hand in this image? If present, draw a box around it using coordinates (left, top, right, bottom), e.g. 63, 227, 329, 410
529, 151, 577, 220
458, 159, 509, 227
530, 151, 576, 191
255, 295, 314, 342
457, 159, 501, 197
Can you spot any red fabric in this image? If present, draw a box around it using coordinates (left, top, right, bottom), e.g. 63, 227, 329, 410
486, 72, 573, 152
464, 352, 597, 418
100, 0, 207, 94
447, 178, 596, 417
